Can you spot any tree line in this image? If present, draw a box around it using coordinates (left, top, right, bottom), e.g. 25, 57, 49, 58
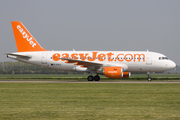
0, 61, 81, 74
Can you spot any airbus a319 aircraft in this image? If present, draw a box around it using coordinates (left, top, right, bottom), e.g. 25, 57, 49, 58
6, 21, 176, 81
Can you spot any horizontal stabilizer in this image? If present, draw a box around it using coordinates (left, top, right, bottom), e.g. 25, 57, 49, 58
5, 53, 31, 58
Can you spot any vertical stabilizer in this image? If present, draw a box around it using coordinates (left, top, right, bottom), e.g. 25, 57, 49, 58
11, 21, 47, 52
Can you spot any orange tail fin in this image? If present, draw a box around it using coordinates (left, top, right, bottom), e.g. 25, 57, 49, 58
11, 21, 47, 52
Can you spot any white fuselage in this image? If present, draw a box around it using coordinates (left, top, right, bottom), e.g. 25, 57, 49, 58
7, 51, 176, 73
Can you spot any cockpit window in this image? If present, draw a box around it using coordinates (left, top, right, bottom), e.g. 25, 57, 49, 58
159, 57, 168, 60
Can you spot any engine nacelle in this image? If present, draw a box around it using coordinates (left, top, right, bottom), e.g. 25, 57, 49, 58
103, 67, 123, 78
122, 72, 131, 78
97, 67, 131, 79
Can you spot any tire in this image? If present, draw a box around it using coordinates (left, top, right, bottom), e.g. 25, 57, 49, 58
148, 77, 151, 82
87, 75, 93, 81
94, 75, 100, 81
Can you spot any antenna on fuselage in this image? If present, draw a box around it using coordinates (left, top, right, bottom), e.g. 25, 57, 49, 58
146, 49, 149, 52
73, 49, 75, 51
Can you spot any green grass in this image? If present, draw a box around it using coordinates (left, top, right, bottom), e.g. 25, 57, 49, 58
1, 74, 180, 81
0, 83, 180, 120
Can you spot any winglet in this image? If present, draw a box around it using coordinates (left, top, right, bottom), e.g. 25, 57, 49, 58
11, 21, 47, 52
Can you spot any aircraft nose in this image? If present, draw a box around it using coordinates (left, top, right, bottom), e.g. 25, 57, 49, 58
169, 61, 176, 69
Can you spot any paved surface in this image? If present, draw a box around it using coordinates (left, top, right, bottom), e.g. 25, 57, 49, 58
0, 80, 180, 83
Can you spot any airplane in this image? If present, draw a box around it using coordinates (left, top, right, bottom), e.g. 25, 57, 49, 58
6, 21, 176, 81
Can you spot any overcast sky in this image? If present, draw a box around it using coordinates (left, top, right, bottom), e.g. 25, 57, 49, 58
1, 0, 180, 65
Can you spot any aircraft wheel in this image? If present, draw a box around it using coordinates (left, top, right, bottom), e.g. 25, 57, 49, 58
147, 77, 151, 82
94, 75, 100, 81
87, 75, 93, 81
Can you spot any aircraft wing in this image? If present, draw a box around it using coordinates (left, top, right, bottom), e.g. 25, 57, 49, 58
60, 57, 128, 71
60, 57, 102, 65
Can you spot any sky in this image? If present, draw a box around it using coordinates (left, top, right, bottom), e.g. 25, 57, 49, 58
0, 0, 180, 65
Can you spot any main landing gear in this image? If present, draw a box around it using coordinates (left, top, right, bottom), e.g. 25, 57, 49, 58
87, 75, 100, 81
147, 72, 151, 82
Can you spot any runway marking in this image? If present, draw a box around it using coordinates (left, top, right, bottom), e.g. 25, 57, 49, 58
0, 81, 180, 83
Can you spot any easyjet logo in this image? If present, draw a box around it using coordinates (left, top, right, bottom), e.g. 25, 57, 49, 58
17, 25, 36, 48
52, 52, 145, 62
108, 71, 118, 73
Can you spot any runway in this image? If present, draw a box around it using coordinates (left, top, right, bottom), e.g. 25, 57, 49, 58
0, 80, 180, 83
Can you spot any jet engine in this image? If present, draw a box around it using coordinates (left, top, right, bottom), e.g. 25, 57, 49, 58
97, 67, 131, 79
102, 67, 123, 78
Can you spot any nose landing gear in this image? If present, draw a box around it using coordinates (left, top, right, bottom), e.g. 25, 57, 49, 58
147, 72, 151, 82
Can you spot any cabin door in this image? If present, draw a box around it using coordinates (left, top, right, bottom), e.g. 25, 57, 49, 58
146, 53, 152, 65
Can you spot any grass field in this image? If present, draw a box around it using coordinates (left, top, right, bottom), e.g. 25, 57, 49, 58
1, 74, 180, 81
0, 83, 180, 120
